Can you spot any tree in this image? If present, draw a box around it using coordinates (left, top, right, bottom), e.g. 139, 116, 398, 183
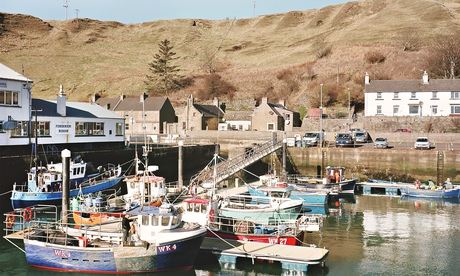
427, 33, 460, 79
145, 39, 183, 96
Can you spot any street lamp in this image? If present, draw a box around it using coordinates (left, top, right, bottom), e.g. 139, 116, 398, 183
319, 83, 323, 149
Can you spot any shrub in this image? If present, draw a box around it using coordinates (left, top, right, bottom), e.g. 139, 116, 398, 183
365, 51, 386, 64
196, 73, 236, 100
316, 46, 332, 59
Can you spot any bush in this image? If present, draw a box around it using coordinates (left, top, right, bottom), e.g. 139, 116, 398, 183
196, 73, 236, 100
316, 46, 332, 59
365, 51, 386, 64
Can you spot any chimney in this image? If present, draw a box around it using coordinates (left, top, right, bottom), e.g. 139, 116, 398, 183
262, 97, 268, 104
278, 99, 285, 107
91, 93, 101, 103
364, 72, 370, 85
422, 70, 429, 84
213, 97, 219, 107
57, 84, 66, 116
188, 94, 194, 106
120, 93, 126, 101
139, 92, 147, 103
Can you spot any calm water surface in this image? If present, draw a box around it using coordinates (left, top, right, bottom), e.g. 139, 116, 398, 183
1, 196, 459, 275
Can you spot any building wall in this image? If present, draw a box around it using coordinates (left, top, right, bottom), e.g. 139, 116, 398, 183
2, 116, 124, 146
224, 120, 251, 131
159, 99, 176, 133
0, 78, 30, 145
365, 90, 457, 117
251, 104, 280, 131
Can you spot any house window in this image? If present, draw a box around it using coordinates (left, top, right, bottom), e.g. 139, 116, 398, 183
0, 121, 4, 133
0, 90, 20, 106
267, 123, 274, 130
125, 123, 129, 130
75, 122, 105, 136
376, 105, 382, 114
411, 92, 417, 99
31, 121, 50, 137
431, 105, 438, 115
376, 92, 382, 99
0, 82, 6, 88
239, 125, 243, 130
182, 122, 186, 130
409, 105, 419, 114
452, 92, 460, 99
393, 105, 399, 115
11, 121, 29, 137
432, 92, 438, 99
286, 114, 291, 120
116, 122, 123, 135
451, 104, 460, 114
393, 92, 399, 99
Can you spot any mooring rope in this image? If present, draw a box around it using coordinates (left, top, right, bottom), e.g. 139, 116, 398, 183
206, 225, 257, 258
0, 190, 12, 196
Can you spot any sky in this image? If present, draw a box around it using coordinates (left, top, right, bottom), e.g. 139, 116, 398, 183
1, 0, 348, 23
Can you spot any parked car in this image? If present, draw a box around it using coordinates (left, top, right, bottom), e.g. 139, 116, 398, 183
374, 137, 389, 148
302, 132, 324, 147
354, 131, 369, 143
394, 128, 412, 133
335, 133, 354, 147
414, 137, 433, 150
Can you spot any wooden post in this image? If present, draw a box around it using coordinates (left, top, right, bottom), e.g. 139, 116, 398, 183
61, 149, 71, 224
178, 140, 184, 190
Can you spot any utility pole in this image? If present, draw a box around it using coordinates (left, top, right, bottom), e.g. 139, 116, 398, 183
63, 0, 70, 20
348, 88, 351, 119
319, 83, 324, 178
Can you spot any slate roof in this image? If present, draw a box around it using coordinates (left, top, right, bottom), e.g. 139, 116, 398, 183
96, 96, 168, 111
32, 99, 122, 119
193, 104, 224, 117
224, 110, 252, 121
0, 63, 32, 82
365, 79, 460, 93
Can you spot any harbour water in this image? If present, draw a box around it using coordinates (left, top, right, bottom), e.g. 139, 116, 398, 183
1, 195, 458, 275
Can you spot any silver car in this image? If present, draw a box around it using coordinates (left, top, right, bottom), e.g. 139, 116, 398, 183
374, 137, 389, 148
414, 137, 432, 150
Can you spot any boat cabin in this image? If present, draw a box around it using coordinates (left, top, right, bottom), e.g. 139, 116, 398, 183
134, 205, 181, 243
124, 166, 166, 207
180, 198, 214, 226
326, 166, 345, 183
27, 161, 87, 192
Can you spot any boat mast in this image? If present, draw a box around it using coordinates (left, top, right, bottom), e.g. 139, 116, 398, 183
32, 108, 42, 187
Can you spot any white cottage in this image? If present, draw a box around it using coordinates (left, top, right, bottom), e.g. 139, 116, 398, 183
364, 71, 460, 117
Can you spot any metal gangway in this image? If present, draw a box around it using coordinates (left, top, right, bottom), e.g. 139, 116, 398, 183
189, 138, 283, 188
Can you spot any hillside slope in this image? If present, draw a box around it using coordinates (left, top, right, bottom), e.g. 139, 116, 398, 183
1, 0, 460, 110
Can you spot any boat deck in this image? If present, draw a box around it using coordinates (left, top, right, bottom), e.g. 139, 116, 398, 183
4, 228, 32, 240
201, 236, 328, 273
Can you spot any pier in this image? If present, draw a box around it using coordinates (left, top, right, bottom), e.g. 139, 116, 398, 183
201, 236, 328, 275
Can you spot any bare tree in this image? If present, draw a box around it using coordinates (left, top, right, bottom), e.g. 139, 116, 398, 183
427, 33, 460, 79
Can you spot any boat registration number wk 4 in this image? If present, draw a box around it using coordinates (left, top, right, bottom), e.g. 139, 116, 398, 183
54, 249, 70, 258
157, 244, 177, 253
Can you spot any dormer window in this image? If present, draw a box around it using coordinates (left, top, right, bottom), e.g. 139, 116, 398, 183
432, 92, 438, 99
393, 92, 399, 99
376, 92, 382, 99
411, 92, 417, 99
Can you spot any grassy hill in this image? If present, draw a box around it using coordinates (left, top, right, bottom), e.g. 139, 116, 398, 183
1, 0, 460, 112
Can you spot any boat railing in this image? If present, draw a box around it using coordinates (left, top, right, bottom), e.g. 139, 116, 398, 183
79, 165, 122, 187
11, 183, 29, 192
208, 213, 303, 235
3, 205, 58, 236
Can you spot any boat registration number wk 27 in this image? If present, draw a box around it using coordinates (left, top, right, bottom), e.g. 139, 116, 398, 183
269, 238, 287, 245
157, 244, 177, 253
54, 249, 70, 258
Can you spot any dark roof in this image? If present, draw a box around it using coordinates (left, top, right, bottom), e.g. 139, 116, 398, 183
193, 104, 224, 117
224, 110, 252, 121
96, 96, 168, 111
365, 79, 460, 93
32, 99, 121, 118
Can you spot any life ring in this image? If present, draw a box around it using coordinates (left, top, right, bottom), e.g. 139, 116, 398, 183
209, 209, 215, 223
5, 214, 15, 228
23, 207, 33, 222
130, 223, 136, 234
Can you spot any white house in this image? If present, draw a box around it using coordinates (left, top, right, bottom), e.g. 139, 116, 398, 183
219, 110, 252, 131
0, 63, 32, 145
0, 63, 124, 147
364, 71, 460, 117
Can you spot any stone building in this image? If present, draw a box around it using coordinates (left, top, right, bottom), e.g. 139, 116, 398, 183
251, 97, 301, 131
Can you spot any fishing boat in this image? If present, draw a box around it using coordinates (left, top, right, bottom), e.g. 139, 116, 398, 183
248, 176, 329, 207
401, 185, 460, 199
4, 204, 206, 273
10, 160, 123, 209
180, 197, 322, 246
218, 194, 303, 225
288, 166, 357, 193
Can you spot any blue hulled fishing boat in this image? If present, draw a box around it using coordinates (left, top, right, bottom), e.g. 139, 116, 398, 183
6, 205, 206, 273
10, 160, 123, 209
